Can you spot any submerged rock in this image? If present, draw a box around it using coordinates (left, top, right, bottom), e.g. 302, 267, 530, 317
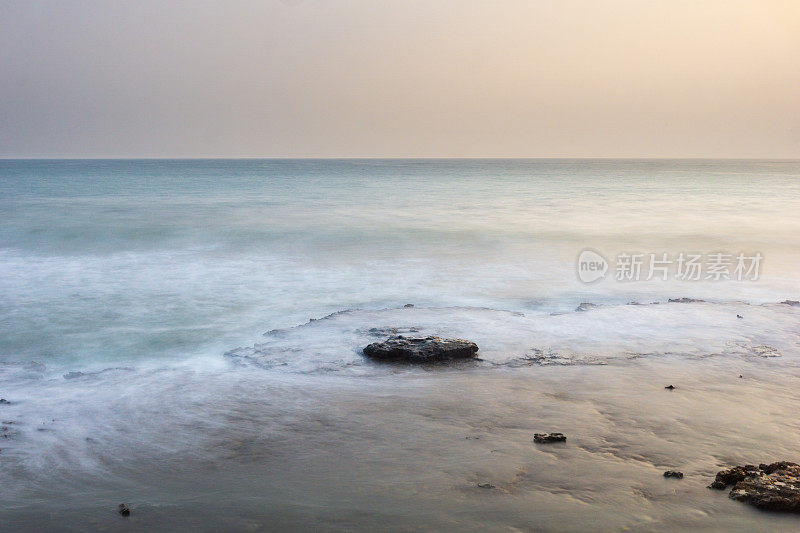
117, 503, 130, 517
362, 335, 478, 363
476, 482, 495, 489
575, 302, 599, 312
709, 462, 800, 512
533, 433, 567, 443
363, 326, 420, 337
668, 298, 705, 303
0, 399, 10, 405
663, 470, 684, 479
779, 300, 799, 306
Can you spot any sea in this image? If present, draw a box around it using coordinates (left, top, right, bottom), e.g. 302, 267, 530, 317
1, 159, 799, 531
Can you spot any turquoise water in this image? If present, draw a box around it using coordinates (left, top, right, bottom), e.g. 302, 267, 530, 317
2, 159, 799, 370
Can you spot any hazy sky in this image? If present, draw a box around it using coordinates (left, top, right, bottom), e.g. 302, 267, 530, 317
1, 0, 798, 158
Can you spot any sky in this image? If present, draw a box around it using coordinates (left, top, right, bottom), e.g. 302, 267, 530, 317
1, 0, 799, 158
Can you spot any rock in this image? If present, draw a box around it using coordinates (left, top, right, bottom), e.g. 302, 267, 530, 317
709, 466, 752, 489
663, 470, 684, 479
362, 335, 478, 363
665, 385, 676, 390
779, 300, 799, 306
117, 503, 130, 517
709, 462, 800, 513
737, 314, 743, 319
0, 399, 10, 405
533, 433, 566, 443
477, 483, 495, 489
761, 461, 797, 474
575, 302, 599, 312
403, 303, 414, 308
668, 298, 705, 303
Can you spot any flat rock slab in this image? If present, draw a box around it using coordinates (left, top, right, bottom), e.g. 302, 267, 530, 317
362, 335, 478, 363
710, 461, 800, 513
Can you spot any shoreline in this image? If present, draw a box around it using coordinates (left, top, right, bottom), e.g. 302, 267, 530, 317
2, 355, 800, 531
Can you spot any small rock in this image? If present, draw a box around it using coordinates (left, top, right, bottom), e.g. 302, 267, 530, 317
668, 298, 705, 303
779, 300, 799, 306
477, 483, 495, 489
533, 433, 566, 443
575, 302, 599, 312
665, 385, 676, 390
403, 303, 414, 308
117, 503, 130, 517
664, 470, 684, 479
737, 314, 743, 319
0, 399, 10, 405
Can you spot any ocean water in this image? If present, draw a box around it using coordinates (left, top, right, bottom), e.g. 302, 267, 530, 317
2, 159, 800, 530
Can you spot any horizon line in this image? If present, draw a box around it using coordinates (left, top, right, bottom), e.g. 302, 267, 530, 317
2, 156, 799, 162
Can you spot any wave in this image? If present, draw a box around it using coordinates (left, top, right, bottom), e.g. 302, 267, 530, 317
224, 300, 800, 373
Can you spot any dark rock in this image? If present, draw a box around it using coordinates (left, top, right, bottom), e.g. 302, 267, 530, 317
668, 298, 705, 303
728, 462, 800, 512
575, 302, 599, 312
117, 503, 130, 517
362, 335, 478, 363
665, 385, 676, 390
533, 432, 566, 443
761, 461, 798, 474
477, 483, 495, 489
709, 462, 800, 512
663, 470, 684, 479
403, 303, 414, 308
737, 314, 743, 319
63, 371, 84, 379
0, 399, 9, 405
780, 300, 799, 306
709, 466, 751, 489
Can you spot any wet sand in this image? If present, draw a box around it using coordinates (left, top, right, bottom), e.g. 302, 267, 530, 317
2, 355, 800, 531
